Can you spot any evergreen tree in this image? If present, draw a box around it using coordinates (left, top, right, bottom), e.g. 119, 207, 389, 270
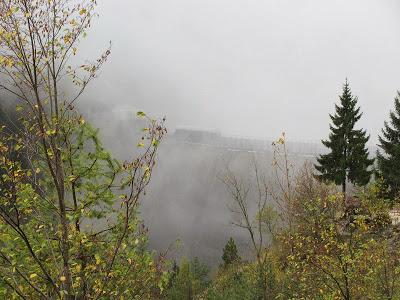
222, 237, 240, 267
166, 257, 209, 300
377, 91, 400, 202
0, 99, 14, 130
315, 80, 373, 194
167, 261, 180, 289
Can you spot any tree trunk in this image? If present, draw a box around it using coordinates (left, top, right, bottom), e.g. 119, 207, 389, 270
342, 180, 346, 196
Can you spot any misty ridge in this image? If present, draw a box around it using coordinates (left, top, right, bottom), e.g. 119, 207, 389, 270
83, 103, 321, 264
79, 101, 375, 266
1, 1, 400, 299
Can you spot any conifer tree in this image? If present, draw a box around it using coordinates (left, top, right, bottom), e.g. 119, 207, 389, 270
222, 237, 240, 267
315, 80, 373, 194
377, 92, 400, 202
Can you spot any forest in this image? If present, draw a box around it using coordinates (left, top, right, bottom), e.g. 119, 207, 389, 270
1, 1, 400, 299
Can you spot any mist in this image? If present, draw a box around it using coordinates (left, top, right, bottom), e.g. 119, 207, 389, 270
75, 1, 400, 264
78, 0, 400, 144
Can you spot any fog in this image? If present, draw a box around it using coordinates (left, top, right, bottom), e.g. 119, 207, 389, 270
82, 110, 318, 265
74, 1, 400, 264
79, 0, 400, 144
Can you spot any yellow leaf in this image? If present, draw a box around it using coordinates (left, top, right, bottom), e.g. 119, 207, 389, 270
60, 276, 66, 282
95, 254, 101, 265
30, 273, 38, 279
75, 264, 81, 272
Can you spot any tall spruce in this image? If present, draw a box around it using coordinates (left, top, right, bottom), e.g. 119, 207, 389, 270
222, 237, 240, 267
315, 80, 373, 194
377, 92, 400, 202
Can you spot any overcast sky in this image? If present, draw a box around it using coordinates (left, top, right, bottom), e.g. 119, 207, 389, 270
80, 0, 400, 144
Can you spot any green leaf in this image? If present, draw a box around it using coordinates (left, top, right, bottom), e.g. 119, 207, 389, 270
137, 111, 146, 118
152, 139, 159, 147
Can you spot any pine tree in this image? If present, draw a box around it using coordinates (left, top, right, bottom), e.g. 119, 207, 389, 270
166, 258, 209, 299
315, 80, 373, 194
222, 237, 240, 267
377, 91, 400, 202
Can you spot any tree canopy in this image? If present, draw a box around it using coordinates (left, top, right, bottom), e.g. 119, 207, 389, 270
377, 91, 400, 203
315, 80, 373, 194
0, 1, 167, 298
